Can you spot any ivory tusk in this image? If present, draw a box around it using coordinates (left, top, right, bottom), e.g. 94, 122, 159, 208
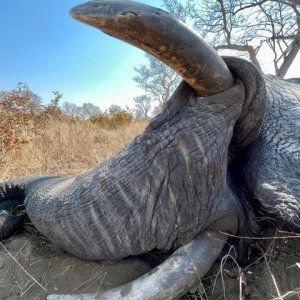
47, 231, 227, 300
70, 0, 234, 95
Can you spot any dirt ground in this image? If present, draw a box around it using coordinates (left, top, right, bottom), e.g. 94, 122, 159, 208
199, 229, 300, 300
0, 226, 299, 300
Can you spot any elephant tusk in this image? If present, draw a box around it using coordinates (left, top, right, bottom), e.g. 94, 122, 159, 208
47, 231, 227, 300
69, 0, 234, 96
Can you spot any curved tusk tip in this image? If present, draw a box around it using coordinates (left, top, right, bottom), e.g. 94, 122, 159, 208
69, 0, 157, 36
69, 1, 164, 24
69, 1, 131, 30
69, 0, 133, 18
69, 1, 103, 20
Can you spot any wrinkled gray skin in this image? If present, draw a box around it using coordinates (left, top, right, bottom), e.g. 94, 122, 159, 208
0, 73, 247, 260
242, 75, 300, 231
1, 1, 300, 299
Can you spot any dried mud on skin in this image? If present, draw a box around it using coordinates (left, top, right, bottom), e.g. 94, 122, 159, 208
0, 227, 299, 300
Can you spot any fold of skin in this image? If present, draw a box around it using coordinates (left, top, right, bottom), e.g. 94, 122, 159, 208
70, 0, 234, 95
47, 231, 227, 300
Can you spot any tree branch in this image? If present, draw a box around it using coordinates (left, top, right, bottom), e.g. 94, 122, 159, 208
214, 44, 262, 69
277, 40, 300, 77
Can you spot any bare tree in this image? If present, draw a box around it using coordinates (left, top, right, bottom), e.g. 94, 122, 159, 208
133, 95, 152, 119
106, 104, 123, 116
133, 54, 181, 109
243, 0, 300, 78
62, 102, 101, 119
134, 1, 298, 115
0, 82, 42, 115
82, 103, 101, 119
62, 101, 81, 118
163, 0, 299, 78
43, 91, 63, 116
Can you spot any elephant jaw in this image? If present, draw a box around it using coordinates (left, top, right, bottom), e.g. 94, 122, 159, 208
69, 0, 234, 96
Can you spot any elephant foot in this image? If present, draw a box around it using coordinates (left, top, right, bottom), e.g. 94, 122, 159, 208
0, 202, 26, 240
0, 181, 26, 240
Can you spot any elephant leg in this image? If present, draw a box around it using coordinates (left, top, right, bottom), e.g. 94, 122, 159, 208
0, 176, 61, 240
47, 231, 227, 300
0, 210, 26, 240
0, 180, 27, 240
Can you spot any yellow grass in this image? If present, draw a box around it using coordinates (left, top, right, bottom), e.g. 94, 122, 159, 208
0, 119, 148, 180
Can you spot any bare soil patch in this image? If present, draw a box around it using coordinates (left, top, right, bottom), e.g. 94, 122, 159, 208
0, 227, 299, 299
0, 228, 150, 299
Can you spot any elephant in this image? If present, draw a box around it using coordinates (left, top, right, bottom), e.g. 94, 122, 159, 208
1, 1, 299, 299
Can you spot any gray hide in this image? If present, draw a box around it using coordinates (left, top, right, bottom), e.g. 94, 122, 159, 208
241, 76, 300, 231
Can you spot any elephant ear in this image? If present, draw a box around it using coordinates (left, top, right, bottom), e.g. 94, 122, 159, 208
242, 77, 300, 233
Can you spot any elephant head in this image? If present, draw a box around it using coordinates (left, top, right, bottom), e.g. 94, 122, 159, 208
1, 1, 299, 299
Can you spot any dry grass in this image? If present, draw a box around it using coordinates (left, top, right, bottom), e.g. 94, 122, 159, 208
0, 118, 148, 180
198, 230, 300, 300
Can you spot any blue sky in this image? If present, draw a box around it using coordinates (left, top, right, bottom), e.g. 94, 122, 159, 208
0, 0, 161, 110
0, 0, 299, 111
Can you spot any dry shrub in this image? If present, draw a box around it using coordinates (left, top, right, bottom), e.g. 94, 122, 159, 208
0, 83, 41, 155
0, 84, 146, 179
91, 110, 133, 129
0, 118, 148, 179
0, 84, 64, 159
0, 110, 32, 154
